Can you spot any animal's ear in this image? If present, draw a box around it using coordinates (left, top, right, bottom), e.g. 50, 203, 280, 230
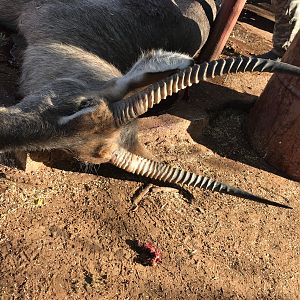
114, 50, 194, 97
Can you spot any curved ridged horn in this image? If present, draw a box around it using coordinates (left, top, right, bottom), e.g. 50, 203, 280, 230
110, 148, 292, 209
112, 56, 300, 126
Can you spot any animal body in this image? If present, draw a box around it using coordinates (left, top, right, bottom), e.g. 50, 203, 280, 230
0, 0, 299, 208
0, 0, 217, 72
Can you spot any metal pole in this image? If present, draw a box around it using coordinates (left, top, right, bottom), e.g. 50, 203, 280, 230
199, 0, 247, 62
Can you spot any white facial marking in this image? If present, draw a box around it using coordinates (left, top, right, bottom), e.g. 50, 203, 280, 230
58, 106, 97, 125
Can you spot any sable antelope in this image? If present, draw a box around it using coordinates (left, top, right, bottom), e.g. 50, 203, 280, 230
0, 0, 299, 208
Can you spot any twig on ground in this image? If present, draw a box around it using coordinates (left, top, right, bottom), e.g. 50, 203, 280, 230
131, 184, 153, 211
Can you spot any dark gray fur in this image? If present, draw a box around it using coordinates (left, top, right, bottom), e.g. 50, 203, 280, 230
1, 0, 216, 72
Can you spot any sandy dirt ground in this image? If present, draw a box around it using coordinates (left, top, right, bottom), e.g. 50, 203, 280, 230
0, 11, 299, 300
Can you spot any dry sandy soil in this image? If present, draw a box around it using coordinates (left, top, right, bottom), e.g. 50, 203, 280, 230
0, 11, 299, 300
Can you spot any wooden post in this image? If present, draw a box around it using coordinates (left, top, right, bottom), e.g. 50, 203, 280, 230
247, 31, 300, 181
199, 0, 247, 62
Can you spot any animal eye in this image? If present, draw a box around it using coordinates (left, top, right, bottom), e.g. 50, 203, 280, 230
79, 98, 93, 110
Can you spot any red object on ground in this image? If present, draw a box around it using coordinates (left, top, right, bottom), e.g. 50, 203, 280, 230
199, 0, 247, 62
247, 31, 300, 181
137, 241, 162, 266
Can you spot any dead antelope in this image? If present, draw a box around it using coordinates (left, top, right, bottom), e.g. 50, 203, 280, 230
0, 0, 299, 208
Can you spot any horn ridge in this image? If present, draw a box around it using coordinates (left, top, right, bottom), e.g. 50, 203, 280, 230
110, 148, 292, 209
112, 56, 300, 126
